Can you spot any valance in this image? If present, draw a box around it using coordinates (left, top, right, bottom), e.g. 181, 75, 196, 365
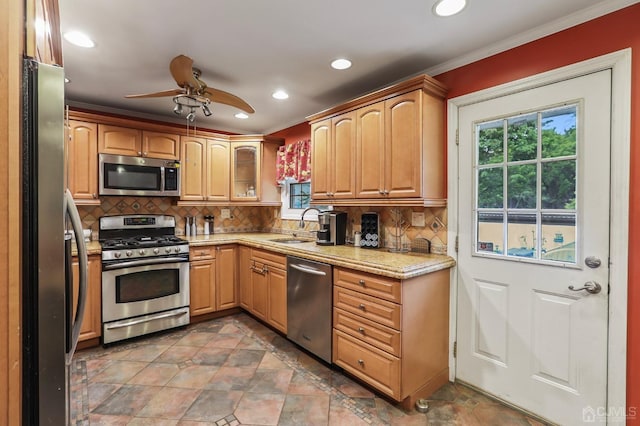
276, 139, 311, 184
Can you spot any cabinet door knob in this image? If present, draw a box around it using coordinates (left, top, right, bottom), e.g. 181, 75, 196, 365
358, 303, 366, 310
378, 189, 384, 195
357, 359, 365, 366
137, 151, 142, 156
92, 193, 97, 199
358, 327, 365, 334
358, 279, 365, 286
383, 190, 389, 195
143, 152, 148, 156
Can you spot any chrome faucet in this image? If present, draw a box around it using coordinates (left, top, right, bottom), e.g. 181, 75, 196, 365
298, 207, 323, 228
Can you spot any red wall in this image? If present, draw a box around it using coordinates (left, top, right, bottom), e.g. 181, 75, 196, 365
269, 122, 311, 145
269, 4, 640, 419
435, 4, 640, 421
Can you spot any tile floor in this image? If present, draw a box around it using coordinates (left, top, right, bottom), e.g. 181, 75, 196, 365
71, 313, 548, 425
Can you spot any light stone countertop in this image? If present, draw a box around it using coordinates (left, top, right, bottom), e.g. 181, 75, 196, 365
185, 233, 455, 279
72, 233, 455, 279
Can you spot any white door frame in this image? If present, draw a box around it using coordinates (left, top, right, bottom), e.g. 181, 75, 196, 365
447, 49, 631, 420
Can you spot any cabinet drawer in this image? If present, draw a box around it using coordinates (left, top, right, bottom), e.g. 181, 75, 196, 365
251, 248, 286, 269
333, 330, 400, 400
190, 246, 216, 260
333, 286, 401, 330
334, 267, 401, 303
333, 308, 401, 356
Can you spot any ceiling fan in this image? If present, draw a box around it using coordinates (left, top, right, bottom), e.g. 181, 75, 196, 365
125, 54, 255, 119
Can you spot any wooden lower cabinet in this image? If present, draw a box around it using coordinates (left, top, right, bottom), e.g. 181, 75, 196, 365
239, 247, 287, 334
189, 244, 238, 318
189, 248, 216, 317
72, 254, 102, 342
332, 266, 450, 408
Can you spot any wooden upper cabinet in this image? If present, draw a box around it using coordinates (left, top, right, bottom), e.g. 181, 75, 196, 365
311, 112, 356, 200
67, 120, 99, 204
29, 0, 63, 66
142, 131, 180, 160
356, 102, 385, 198
308, 74, 447, 206
98, 124, 142, 156
332, 112, 356, 198
206, 139, 230, 201
98, 125, 179, 159
384, 91, 422, 198
311, 120, 331, 199
180, 136, 207, 201
230, 142, 261, 201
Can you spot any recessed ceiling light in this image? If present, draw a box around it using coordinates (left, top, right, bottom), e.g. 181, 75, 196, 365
331, 58, 352, 70
235, 112, 249, 119
64, 77, 70, 83
63, 30, 95, 48
272, 90, 289, 100
432, 0, 467, 17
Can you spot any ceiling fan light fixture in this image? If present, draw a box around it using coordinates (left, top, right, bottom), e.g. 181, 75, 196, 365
235, 112, 249, 119
63, 30, 95, 48
186, 109, 196, 122
331, 58, 352, 70
432, 0, 467, 17
173, 103, 183, 115
272, 90, 289, 100
202, 104, 212, 116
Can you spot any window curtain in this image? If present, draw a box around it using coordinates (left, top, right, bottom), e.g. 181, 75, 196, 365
276, 139, 311, 184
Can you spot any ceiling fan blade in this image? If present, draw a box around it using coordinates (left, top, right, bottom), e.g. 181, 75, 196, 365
125, 89, 184, 99
170, 55, 198, 89
203, 87, 255, 114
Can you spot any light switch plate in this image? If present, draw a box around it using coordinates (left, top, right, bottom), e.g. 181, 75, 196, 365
411, 212, 426, 227
221, 208, 231, 219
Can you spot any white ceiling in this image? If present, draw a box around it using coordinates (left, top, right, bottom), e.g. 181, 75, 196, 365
59, 0, 636, 135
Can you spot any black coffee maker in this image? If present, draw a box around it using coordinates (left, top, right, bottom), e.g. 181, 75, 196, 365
316, 211, 347, 245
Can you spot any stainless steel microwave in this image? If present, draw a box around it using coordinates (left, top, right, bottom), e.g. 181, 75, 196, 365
99, 153, 181, 197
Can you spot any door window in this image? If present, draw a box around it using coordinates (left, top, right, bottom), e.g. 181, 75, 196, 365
475, 104, 578, 264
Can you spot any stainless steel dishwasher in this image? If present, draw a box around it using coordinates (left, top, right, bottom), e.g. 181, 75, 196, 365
287, 256, 333, 363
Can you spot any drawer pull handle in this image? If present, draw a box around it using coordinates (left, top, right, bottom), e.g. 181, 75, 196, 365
358, 279, 365, 286
358, 327, 365, 334
358, 304, 366, 310
358, 359, 365, 366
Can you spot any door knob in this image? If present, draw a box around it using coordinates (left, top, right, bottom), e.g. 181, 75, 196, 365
585, 256, 602, 268
568, 281, 602, 294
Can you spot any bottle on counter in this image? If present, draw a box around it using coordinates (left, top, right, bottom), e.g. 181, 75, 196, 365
191, 216, 197, 237
185, 216, 191, 237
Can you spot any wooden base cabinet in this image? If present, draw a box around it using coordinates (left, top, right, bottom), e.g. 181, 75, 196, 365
189, 244, 238, 318
332, 266, 450, 408
72, 254, 101, 342
240, 247, 287, 334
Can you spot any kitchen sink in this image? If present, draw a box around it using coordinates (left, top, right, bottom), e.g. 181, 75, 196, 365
269, 237, 312, 244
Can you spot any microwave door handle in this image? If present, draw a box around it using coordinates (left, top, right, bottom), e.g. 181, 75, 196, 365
65, 189, 87, 365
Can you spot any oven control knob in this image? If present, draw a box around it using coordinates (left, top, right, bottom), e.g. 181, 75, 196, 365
165, 247, 172, 253
174, 247, 181, 253
126, 250, 133, 257
139, 249, 146, 255
114, 252, 121, 258
153, 248, 160, 254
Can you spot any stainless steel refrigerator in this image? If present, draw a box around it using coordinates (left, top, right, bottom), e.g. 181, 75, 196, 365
22, 58, 88, 425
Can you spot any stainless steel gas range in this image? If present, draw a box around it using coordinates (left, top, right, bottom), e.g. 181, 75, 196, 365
99, 215, 190, 344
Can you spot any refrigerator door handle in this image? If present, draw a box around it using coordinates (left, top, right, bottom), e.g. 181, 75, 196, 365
64, 189, 87, 365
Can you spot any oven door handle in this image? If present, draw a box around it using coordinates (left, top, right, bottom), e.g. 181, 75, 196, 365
103, 257, 188, 270
105, 309, 189, 330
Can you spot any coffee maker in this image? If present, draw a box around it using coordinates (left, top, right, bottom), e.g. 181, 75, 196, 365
316, 211, 347, 245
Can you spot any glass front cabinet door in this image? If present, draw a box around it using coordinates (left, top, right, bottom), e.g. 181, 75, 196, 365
231, 142, 261, 201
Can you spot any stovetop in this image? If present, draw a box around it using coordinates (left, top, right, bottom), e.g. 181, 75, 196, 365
101, 235, 188, 250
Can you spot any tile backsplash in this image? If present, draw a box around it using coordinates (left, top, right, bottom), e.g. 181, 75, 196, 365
78, 197, 447, 253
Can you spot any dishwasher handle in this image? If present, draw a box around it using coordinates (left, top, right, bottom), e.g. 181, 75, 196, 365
289, 263, 327, 276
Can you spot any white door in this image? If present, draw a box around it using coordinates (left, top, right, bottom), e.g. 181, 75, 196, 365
456, 70, 611, 425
